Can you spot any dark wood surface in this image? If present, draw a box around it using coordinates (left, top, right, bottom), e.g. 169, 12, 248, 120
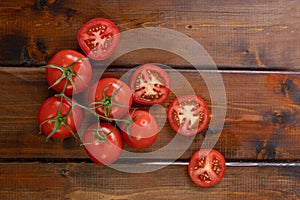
0, 0, 299, 199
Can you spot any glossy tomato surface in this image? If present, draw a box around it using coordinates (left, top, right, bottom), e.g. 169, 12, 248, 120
120, 110, 158, 149
37, 96, 83, 139
167, 95, 210, 136
88, 78, 132, 119
82, 123, 123, 165
129, 64, 170, 105
46, 50, 92, 96
78, 18, 120, 60
188, 149, 226, 187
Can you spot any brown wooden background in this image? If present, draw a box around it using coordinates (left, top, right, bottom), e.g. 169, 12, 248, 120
0, 0, 299, 199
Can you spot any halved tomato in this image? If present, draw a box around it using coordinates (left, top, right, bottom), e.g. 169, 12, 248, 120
167, 95, 210, 136
129, 64, 170, 105
78, 18, 120, 60
188, 149, 226, 187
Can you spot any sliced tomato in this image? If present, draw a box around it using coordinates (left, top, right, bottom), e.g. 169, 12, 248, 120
167, 95, 210, 136
78, 18, 120, 60
188, 149, 226, 187
82, 123, 123, 165
129, 64, 170, 105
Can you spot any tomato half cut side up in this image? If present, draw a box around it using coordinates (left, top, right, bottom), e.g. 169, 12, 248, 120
78, 18, 120, 60
129, 64, 170, 105
167, 95, 210, 136
188, 149, 226, 187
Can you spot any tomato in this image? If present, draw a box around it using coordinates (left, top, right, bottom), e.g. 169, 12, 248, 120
37, 96, 83, 140
88, 78, 132, 119
45, 50, 92, 96
167, 95, 210, 136
188, 149, 226, 187
120, 110, 158, 149
82, 122, 123, 165
129, 64, 170, 105
78, 18, 120, 60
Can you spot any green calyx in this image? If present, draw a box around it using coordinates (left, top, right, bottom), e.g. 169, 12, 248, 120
39, 98, 77, 142
43, 58, 88, 93
90, 84, 127, 118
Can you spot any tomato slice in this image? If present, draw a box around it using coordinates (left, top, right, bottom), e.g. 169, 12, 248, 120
167, 95, 210, 136
188, 149, 226, 187
129, 64, 170, 105
77, 18, 120, 60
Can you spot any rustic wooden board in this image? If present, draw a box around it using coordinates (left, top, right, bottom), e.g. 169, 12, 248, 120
0, 0, 299, 69
0, 162, 299, 200
0, 67, 300, 161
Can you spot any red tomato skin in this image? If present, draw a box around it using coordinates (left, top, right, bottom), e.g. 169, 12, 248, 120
88, 78, 132, 119
46, 50, 92, 96
82, 123, 123, 165
167, 95, 210, 136
37, 96, 83, 139
121, 110, 159, 149
77, 18, 120, 60
129, 64, 170, 105
188, 149, 226, 187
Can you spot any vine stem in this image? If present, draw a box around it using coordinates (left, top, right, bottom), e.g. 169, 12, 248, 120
40, 57, 134, 142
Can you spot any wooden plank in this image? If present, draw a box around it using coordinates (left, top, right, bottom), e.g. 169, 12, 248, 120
0, 162, 299, 200
0, 0, 299, 69
0, 67, 300, 161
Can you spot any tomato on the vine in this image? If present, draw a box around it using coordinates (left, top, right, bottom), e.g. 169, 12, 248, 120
82, 122, 123, 165
188, 149, 226, 187
88, 78, 132, 119
37, 96, 83, 140
45, 50, 92, 96
167, 95, 210, 136
78, 18, 120, 60
120, 110, 158, 149
129, 64, 170, 105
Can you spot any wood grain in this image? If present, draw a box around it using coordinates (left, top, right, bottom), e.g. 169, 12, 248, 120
0, 162, 299, 200
0, 0, 299, 69
1, 67, 300, 161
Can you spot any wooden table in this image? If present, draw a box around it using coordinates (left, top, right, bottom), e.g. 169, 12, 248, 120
0, 1, 299, 199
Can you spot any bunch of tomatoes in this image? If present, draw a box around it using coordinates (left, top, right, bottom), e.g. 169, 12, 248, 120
37, 18, 226, 187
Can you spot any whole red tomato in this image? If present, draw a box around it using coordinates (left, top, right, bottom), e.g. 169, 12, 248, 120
82, 122, 123, 165
78, 18, 120, 60
46, 50, 92, 96
120, 110, 159, 149
129, 64, 170, 105
188, 149, 226, 187
167, 95, 210, 136
88, 78, 132, 120
37, 96, 83, 140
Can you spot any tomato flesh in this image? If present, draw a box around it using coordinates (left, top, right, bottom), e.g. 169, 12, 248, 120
188, 149, 226, 187
167, 95, 210, 136
78, 18, 120, 60
82, 123, 123, 165
130, 64, 170, 105
120, 110, 159, 149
